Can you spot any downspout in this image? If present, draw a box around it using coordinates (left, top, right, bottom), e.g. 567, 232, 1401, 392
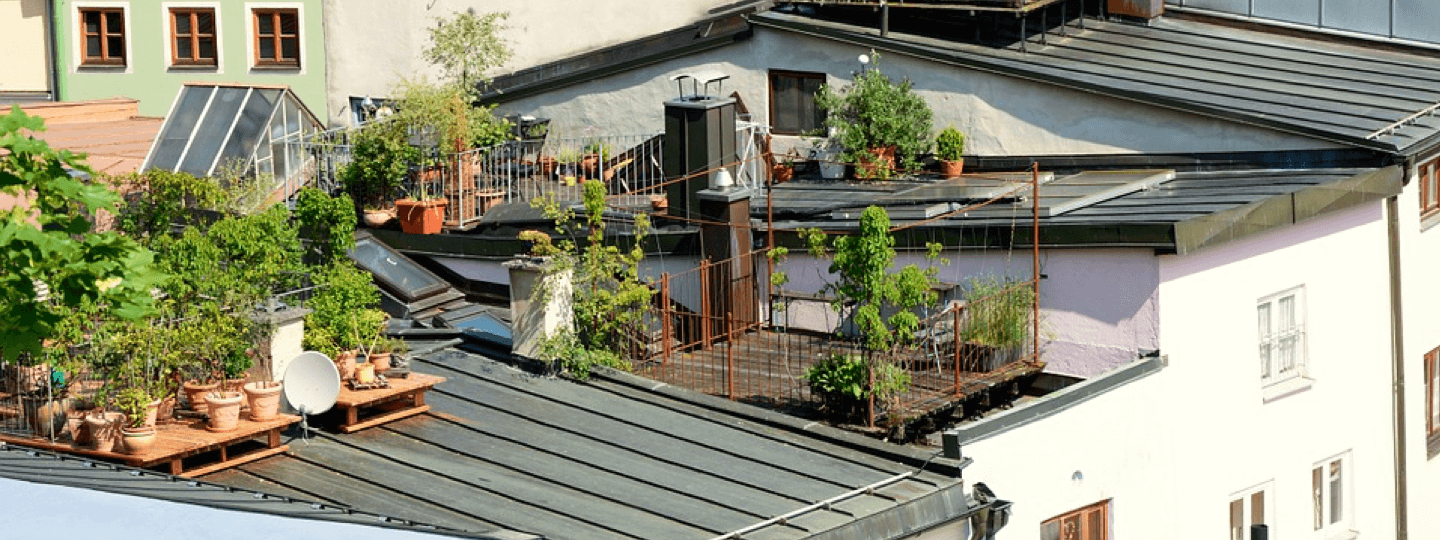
1387, 190, 1408, 540
46, 0, 62, 101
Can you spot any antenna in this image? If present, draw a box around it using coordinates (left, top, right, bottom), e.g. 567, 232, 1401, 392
282, 351, 341, 443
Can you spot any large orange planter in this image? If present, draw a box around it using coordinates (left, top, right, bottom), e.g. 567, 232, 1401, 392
395, 198, 448, 234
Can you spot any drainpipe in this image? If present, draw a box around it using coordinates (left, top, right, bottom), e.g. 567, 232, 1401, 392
1387, 190, 1408, 540
46, 0, 62, 101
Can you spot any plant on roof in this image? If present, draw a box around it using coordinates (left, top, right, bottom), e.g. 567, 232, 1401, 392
959, 275, 1033, 352
814, 52, 933, 180
423, 9, 513, 95
936, 126, 965, 162
528, 180, 652, 379
293, 187, 357, 266
341, 119, 420, 208
302, 263, 385, 359
0, 105, 163, 364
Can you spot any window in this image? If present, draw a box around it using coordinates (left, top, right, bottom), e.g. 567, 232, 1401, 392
1041, 500, 1109, 540
1422, 158, 1440, 218
79, 8, 126, 66
1229, 482, 1272, 540
769, 71, 825, 135
170, 8, 217, 66
1258, 286, 1308, 391
253, 8, 299, 68
1312, 452, 1353, 536
1427, 348, 1440, 458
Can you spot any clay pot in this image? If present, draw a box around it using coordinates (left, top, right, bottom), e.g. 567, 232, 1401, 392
141, 399, 161, 428
356, 362, 377, 385
856, 146, 897, 179
183, 380, 219, 413
650, 195, 668, 212
22, 396, 68, 438
940, 158, 964, 179
369, 352, 392, 374
363, 208, 395, 228
772, 163, 794, 183
84, 412, 124, 453
156, 397, 177, 424
335, 350, 358, 381
243, 381, 283, 422
205, 391, 244, 432
120, 426, 157, 456
395, 198, 448, 235
66, 415, 91, 446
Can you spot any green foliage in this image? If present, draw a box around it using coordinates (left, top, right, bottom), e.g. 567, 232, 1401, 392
302, 263, 385, 358
294, 188, 356, 265
527, 180, 651, 379
0, 105, 162, 362
390, 77, 513, 152
804, 353, 911, 408
960, 275, 1034, 349
936, 126, 965, 162
814, 53, 934, 177
422, 9, 512, 94
340, 120, 420, 206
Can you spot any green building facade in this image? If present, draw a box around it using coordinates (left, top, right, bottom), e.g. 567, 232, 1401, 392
52, 0, 326, 118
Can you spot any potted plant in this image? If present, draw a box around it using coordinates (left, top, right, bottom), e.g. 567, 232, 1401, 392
803, 353, 910, 423
369, 337, 408, 374
771, 152, 798, 184
959, 275, 1034, 372
395, 181, 448, 234
814, 52, 934, 180
115, 386, 158, 455
580, 140, 610, 178
303, 263, 386, 380
340, 120, 419, 212
936, 126, 965, 179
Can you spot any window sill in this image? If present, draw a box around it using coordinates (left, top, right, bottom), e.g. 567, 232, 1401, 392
251, 63, 300, 71
1261, 375, 1314, 403
77, 64, 127, 72
1422, 209, 1440, 232
1429, 433, 1440, 460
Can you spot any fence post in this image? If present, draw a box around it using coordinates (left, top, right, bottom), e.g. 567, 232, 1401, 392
726, 311, 736, 401
700, 259, 712, 348
661, 273, 672, 365
953, 306, 962, 394
867, 354, 876, 429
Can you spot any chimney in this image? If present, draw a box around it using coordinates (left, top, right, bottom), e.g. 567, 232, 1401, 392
662, 71, 737, 220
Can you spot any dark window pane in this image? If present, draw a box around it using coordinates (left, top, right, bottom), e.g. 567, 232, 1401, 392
106, 13, 122, 34
257, 14, 274, 35
1251, 492, 1264, 527
174, 13, 191, 34
280, 13, 298, 35
107, 37, 124, 59
176, 39, 192, 60
259, 38, 275, 60
280, 37, 298, 61
218, 89, 275, 169
1313, 467, 1323, 530
84, 11, 99, 33
196, 12, 214, 34
1040, 521, 1060, 540
199, 38, 216, 60
85, 36, 101, 58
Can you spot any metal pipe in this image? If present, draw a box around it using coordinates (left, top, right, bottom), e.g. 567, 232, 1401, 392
1387, 193, 1409, 540
46, 0, 61, 101
1032, 162, 1040, 366
881, 3, 890, 37
707, 470, 919, 540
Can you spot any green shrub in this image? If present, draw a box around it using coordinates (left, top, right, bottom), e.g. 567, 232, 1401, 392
815, 54, 933, 178
936, 126, 965, 161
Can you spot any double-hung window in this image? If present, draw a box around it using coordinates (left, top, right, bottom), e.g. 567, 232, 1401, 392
253, 8, 300, 68
1258, 286, 1307, 391
1421, 158, 1440, 218
1312, 452, 1353, 536
1228, 482, 1272, 540
170, 8, 217, 67
79, 8, 126, 66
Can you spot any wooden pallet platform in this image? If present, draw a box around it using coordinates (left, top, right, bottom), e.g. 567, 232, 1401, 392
0, 414, 299, 477
334, 373, 445, 433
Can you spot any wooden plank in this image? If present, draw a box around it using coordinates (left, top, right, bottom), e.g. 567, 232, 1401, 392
179, 445, 289, 478
0, 415, 299, 470
338, 405, 431, 434
334, 373, 444, 408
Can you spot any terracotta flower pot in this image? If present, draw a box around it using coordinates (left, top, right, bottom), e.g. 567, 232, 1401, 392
356, 362, 377, 384
772, 164, 794, 183
369, 352, 392, 374
84, 412, 124, 453
395, 198, 448, 234
243, 381, 283, 422
66, 415, 91, 446
183, 380, 219, 413
363, 208, 395, 228
650, 195, 668, 212
205, 391, 244, 432
940, 158, 964, 179
141, 399, 160, 428
156, 397, 177, 424
335, 349, 358, 381
855, 146, 897, 179
120, 426, 157, 456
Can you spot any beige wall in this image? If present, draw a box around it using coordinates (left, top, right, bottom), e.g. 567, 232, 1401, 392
321, 0, 722, 126
0, 0, 52, 93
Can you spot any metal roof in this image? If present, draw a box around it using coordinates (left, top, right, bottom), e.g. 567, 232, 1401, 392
201, 348, 979, 540
750, 11, 1440, 155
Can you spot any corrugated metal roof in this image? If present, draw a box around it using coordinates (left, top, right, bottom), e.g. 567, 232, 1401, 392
750, 11, 1440, 154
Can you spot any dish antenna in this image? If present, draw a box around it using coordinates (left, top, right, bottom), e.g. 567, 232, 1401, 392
283, 351, 341, 442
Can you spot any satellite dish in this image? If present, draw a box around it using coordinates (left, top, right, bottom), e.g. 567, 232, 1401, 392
283, 351, 341, 416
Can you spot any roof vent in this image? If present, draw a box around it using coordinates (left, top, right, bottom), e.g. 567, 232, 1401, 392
670, 71, 730, 102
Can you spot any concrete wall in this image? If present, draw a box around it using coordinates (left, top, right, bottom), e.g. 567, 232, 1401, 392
321, 0, 721, 126
54, 0, 327, 117
0, 0, 51, 94
775, 248, 1160, 379
963, 200, 1396, 540
491, 27, 1343, 156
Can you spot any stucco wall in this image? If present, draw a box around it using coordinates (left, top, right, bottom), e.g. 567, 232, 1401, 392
1397, 152, 1440, 538
321, 0, 721, 127
491, 27, 1343, 156
0, 0, 51, 93
54, 0, 327, 117
775, 248, 1160, 379
964, 201, 1395, 540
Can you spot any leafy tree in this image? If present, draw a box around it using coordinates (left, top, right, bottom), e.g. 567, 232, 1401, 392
292, 187, 356, 266
0, 106, 161, 363
422, 9, 512, 94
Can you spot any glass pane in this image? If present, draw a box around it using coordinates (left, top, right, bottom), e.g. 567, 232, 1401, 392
106, 12, 122, 34
1040, 521, 1061, 540
1279, 295, 1295, 331
284, 97, 300, 135
176, 38, 193, 60
107, 37, 124, 58
1230, 499, 1243, 540
148, 86, 214, 171
1329, 460, 1342, 524
218, 90, 272, 169
272, 142, 287, 180
772, 76, 797, 132
1085, 509, 1102, 540
257, 13, 274, 35
179, 87, 247, 176
1257, 303, 1271, 378
350, 237, 449, 301
85, 36, 101, 58
259, 38, 275, 60
1313, 467, 1324, 530
801, 77, 825, 132
196, 11, 214, 33
84, 11, 99, 33
1251, 492, 1264, 527
280, 13, 298, 35
199, 38, 216, 60
174, 13, 191, 34
1061, 515, 1080, 540
281, 37, 298, 61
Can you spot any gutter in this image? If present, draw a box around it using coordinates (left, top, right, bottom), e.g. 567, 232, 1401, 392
1387, 189, 1409, 540
46, 0, 61, 101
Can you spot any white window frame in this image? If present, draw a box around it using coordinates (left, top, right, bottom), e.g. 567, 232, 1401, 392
71, 1, 133, 74
244, 2, 306, 74
160, 2, 224, 72
1312, 451, 1355, 539
1229, 481, 1273, 540
1258, 285, 1312, 400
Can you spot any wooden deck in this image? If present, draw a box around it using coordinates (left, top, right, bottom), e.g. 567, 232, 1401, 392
0, 415, 299, 477
636, 329, 1042, 423
333, 373, 445, 433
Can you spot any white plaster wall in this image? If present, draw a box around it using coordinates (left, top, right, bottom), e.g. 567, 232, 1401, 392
964, 201, 1396, 540
0, 0, 51, 93
1395, 153, 1440, 538
491, 27, 1345, 156
321, 0, 719, 125
774, 248, 1159, 378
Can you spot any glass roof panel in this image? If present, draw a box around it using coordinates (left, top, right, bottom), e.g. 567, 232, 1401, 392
349, 236, 450, 302
455, 312, 513, 348
216, 88, 277, 172
147, 86, 214, 171
178, 87, 248, 176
